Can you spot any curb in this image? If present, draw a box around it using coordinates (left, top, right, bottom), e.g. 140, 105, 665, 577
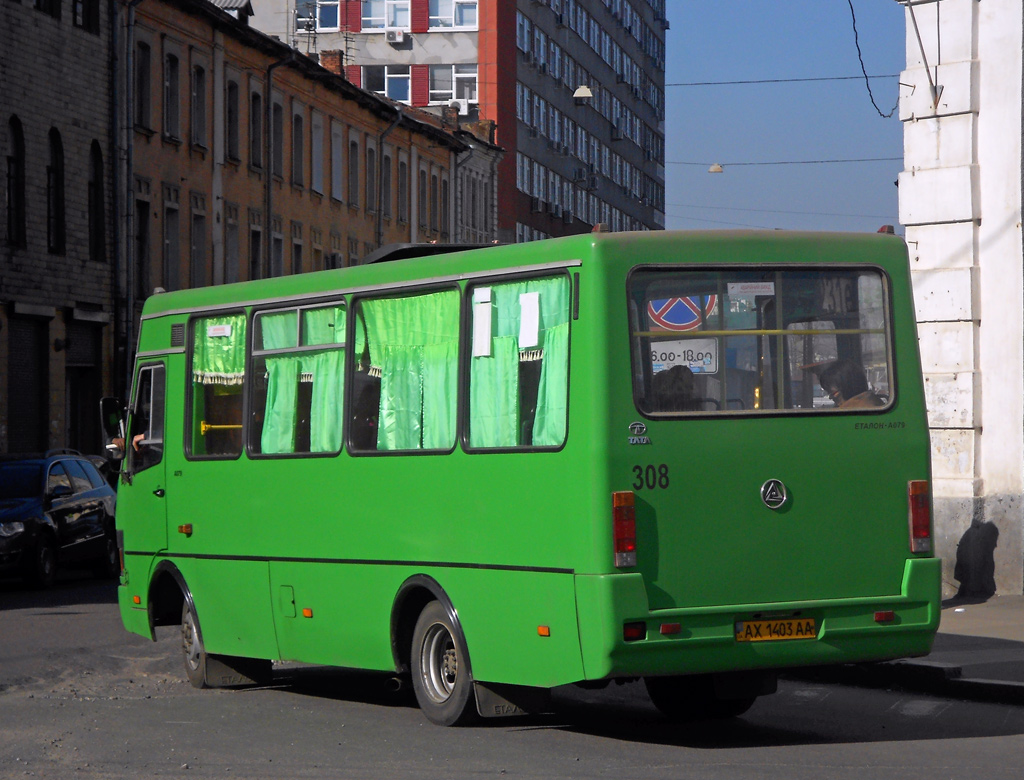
785, 660, 1024, 705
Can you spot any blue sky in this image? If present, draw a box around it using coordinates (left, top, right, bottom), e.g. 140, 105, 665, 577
663, 0, 907, 233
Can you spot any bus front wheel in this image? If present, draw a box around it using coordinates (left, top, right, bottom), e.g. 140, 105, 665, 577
410, 600, 477, 726
181, 601, 209, 689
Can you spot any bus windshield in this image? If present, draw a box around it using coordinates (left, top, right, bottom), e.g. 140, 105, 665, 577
628, 266, 893, 415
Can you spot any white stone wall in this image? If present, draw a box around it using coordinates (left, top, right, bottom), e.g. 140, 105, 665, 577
899, 0, 1024, 596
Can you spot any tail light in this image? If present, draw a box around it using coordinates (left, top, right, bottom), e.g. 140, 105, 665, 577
613, 491, 636, 568
908, 480, 932, 553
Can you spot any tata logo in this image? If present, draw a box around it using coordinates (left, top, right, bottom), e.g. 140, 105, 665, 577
760, 479, 788, 510
628, 421, 651, 445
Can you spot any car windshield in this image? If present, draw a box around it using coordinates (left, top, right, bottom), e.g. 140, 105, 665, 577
0, 462, 44, 500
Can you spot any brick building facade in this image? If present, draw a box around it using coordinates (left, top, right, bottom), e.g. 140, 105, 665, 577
1, 0, 500, 454
1, 0, 115, 454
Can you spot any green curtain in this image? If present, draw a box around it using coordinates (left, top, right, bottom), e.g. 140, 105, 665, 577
261, 356, 300, 454
193, 314, 246, 384
303, 350, 344, 453
260, 311, 298, 350
361, 291, 459, 451
469, 277, 570, 447
303, 306, 346, 346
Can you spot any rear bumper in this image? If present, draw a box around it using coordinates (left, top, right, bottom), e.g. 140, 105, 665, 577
574, 556, 941, 680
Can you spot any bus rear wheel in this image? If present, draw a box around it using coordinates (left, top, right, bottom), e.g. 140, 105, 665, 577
181, 601, 209, 689
410, 600, 477, 726
644, 675, 757, 721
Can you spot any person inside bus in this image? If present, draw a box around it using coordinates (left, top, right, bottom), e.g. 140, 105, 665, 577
819, 358, 884, 409
651, 365, 699, 412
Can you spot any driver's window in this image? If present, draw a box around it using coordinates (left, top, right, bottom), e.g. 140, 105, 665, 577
128, 364, 166, 474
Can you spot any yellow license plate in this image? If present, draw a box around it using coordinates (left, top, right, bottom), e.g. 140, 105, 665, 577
735, 618, 817, 643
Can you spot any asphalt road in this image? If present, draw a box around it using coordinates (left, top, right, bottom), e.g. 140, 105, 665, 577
3, 573, 1024, 780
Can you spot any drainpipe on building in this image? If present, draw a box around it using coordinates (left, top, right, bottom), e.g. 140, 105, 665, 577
264, 52, 296, 279
375, 108, 402, 249
119, 0, 148, 400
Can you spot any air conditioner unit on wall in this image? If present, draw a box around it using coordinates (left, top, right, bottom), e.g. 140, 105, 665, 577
450, 98, 469, 115
385, 29, 404, 43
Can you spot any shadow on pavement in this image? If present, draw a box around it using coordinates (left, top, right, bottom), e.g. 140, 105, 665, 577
0, 569, 118, 610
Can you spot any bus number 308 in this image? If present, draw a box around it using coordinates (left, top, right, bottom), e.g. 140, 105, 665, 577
632, 464, 670, 490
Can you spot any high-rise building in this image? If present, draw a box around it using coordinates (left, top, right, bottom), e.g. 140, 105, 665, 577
250, 0, 667, 243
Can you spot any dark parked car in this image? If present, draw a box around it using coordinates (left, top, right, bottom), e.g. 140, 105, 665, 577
0, 451, 118, 587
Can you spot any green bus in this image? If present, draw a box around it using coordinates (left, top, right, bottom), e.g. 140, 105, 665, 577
110, 230, 940, 725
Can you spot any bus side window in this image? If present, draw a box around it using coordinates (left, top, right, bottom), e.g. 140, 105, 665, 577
189, 314, 246, 457
351, 289, 459, 452
128, 364, 165, 473
249, 304, 346, 456
467, 275, 569, 448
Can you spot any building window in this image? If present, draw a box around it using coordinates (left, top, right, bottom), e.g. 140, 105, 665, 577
88, 141, 106, 262
382, 153, 392, 218
330, 121, 344, 201
73, 0, 100, 34
163, 54, 180, 140
397, 159, 408, 223
366, 146, 376, 213
440, 177, 449, 239
311, 112, 324, 194
418, 169, 427, 228
364, 65, 411, 103
430, 173, 439, 232
163, 185, 181, 291
249, 91, 263, 169
191, 195, 207, 288
225, 203, 240, 284
191, 65, 207, 147
135, 43, 152, 128
225, 79, 240, 161
47, 129, 65, 255
429, 0, 476, 28
271, 100, 284, 176
428, 64, 477, 107
348, 139, 359, 205
134, 195, 150, 299
34, 0, 61, 20
292, 110, 305, 186
5, 116, 26, 248
362, 0, 409, 29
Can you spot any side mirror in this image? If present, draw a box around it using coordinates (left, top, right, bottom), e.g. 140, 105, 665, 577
100, 397, 125, 441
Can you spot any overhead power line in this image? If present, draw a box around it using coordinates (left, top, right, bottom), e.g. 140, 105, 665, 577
668, 157, 902, 167
667, 74, 898, 87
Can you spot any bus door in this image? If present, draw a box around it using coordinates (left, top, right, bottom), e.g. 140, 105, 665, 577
119, 362, 169, 557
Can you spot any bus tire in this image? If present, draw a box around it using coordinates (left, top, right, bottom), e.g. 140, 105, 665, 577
410, 600, 477, 726
181, 601, 209, 689
644, 675, 757, 721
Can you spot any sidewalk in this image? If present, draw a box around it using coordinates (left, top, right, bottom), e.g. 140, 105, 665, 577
798, 596, 1024, 703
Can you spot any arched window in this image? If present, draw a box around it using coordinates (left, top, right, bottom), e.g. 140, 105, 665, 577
5, 116, 26, 247
291, 111, 304, 186
88, 141, 106, 262
47, 128, 66, 255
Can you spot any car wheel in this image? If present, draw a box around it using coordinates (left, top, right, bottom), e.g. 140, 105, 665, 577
26, 539, 57, 589
644, 675, 757, 721
410, 600, 477, 726
181, 600, 209, 689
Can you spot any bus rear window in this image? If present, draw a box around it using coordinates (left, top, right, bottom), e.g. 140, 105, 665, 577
628, 267, 893, 415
